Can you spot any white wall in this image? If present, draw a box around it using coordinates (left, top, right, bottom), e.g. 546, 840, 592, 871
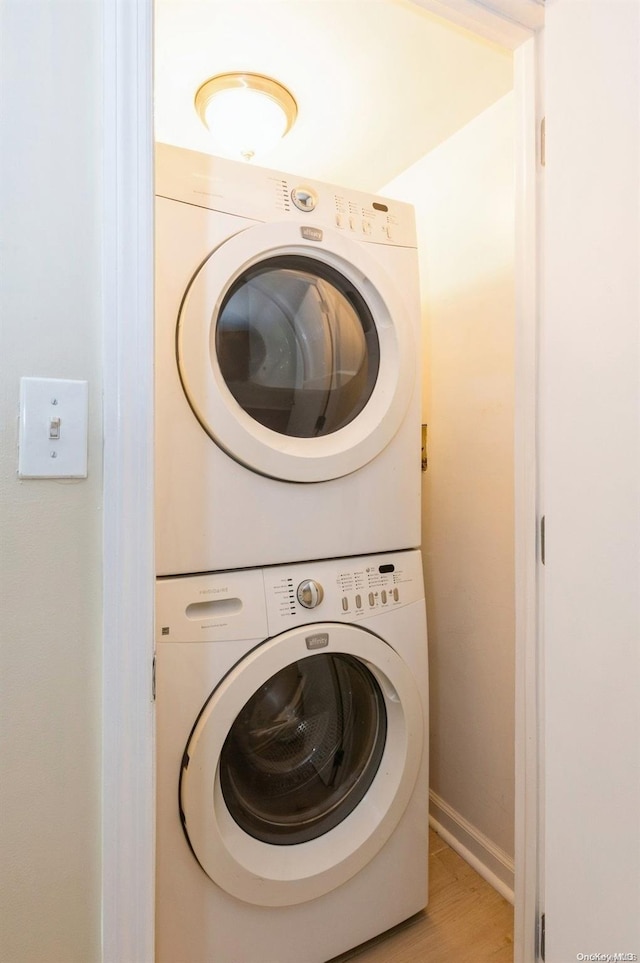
542, 1, 640, 958
383, 92, 516, 888
0, 2, 103, 961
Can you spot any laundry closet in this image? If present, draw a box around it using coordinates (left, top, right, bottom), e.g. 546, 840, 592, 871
153, 0, 516, 954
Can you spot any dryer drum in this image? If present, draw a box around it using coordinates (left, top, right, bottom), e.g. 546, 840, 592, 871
219, 653, 387, 845
215, 255, 380, 438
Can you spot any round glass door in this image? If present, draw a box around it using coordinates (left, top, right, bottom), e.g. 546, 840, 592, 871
176, 221, 415, 482
178, 623, 424, 907
219, 653, 387, 845
216, 256, 380, 439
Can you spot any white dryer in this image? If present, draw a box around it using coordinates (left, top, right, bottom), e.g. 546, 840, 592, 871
155, 549, 429, 963
155, 143, 422, 576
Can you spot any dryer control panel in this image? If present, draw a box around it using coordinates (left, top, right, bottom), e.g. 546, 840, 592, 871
155, 142, 417, 249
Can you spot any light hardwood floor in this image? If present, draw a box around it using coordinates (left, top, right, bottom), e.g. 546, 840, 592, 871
332, 828, 514, 963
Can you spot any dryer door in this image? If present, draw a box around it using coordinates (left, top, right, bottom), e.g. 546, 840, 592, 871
177, 222, 415, 482
179, 622, 424, 906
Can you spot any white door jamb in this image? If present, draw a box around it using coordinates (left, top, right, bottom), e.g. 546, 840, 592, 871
100, 2, 541, 961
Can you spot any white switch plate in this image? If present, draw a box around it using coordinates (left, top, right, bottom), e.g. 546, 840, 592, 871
18, 377, 89, 479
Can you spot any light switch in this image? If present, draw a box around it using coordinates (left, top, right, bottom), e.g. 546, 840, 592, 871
18, 377, 89, 479
48, 416, 61, 440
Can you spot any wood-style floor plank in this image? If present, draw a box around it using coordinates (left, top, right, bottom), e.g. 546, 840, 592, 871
331, 829, 513, 963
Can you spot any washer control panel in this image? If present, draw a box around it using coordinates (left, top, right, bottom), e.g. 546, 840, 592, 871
155, 550, 424, 643
263, 550, 424, 631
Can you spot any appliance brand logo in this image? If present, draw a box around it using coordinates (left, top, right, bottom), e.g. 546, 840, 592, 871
305, 632, 329, 650
300, 226, 323, 242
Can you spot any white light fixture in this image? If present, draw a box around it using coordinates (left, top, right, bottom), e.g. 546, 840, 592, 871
195, 72, 298, 162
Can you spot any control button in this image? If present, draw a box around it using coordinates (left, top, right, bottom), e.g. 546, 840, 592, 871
297, 579, 325, 609
342, 597, 349, 612
362, 220, 372, 235
336, 212, 345, 229
381, 590, 387, 604
368, 592, 375, 607
355, 594, 362, 609
393, 588, 399, 602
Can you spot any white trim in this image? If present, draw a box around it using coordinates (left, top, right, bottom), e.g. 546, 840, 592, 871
513, 36, 542, 963
409, 0, 542, 48
429, 793, 515, 903
101, 1, 155, 961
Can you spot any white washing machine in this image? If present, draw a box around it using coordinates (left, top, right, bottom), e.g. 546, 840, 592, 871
155, 549, 429, 963
155, 143, 422, 576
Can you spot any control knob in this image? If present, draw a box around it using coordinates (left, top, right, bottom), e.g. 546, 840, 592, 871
297, 579, 324, 609
291, 186, 318, 212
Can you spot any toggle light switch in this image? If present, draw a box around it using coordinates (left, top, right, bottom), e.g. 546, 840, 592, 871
49, 417, 61, 440
18, 377, 89, 479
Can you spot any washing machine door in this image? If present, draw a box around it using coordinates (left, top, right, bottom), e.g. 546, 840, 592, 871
179, 622, 424, 906
177, 221, 415, 482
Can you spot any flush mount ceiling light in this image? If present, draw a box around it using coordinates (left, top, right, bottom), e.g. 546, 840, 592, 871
195, 72, 298, 162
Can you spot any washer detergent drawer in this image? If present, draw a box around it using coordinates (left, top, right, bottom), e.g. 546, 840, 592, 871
155, 568, 267, 643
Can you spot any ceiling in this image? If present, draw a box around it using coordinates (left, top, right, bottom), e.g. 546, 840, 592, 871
154, 0, 513, 192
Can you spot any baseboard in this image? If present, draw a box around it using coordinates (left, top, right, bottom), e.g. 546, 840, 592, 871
429, 790, 515, 904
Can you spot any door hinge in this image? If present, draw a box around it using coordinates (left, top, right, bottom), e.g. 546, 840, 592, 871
540, 515, 546, 565
540, 116, 546, 167
421, 424, 428, 472
539, 911, 546, 961
152, 654, 156, 701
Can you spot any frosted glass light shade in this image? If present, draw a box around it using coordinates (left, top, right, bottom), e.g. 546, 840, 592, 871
195, 73, 297, 161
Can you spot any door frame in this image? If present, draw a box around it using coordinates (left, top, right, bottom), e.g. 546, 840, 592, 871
101, 3, 155, 962
101, 3, 542, 961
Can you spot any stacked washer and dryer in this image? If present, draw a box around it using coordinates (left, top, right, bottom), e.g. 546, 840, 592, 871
154, 142, 429, 963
